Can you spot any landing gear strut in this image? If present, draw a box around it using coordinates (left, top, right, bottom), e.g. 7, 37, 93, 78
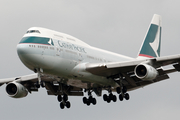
34, 68, 45, 88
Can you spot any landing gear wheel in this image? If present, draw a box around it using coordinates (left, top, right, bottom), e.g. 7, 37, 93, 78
109, 93, 113, 100
112, 95, 117, 102
60, 102, 64, 109
40, 81, 45, 88
66, 101, 71, 108
83, 97, 87, 104
124, 93, 130, 100
116, 87, 121, 94
63, 94, 68, 102
89, 96, 93, 103
119, 94, 123, 101
103, 94, 108, 101
122, 87, 127, 94
35, 82, 40, 88
86, 100, 90, 106
57, 95, 62, 102
106, 97, 111, 103
92, 98, 97, 105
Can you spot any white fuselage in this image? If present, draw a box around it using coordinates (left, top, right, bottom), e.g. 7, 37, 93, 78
17, 27, 133, 89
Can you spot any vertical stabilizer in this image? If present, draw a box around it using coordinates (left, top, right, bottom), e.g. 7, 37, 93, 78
137, 14, 162, 59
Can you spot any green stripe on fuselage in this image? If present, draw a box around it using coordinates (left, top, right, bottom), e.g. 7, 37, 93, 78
19, 37, 54, 46
139, 24, 161, 57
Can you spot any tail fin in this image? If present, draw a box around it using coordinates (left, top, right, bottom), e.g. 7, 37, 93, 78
137, 14, 162, 59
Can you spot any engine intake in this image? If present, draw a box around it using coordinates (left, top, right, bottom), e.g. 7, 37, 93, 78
134, 63, 158, 80
6, 82, 28, 98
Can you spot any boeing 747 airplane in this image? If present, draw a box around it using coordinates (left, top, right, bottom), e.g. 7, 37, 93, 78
1, 14, 180, 109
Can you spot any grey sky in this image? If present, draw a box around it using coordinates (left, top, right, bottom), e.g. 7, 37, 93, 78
0, 0, 180, 120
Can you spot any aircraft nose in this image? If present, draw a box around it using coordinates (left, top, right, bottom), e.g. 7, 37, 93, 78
17, 43, 54, 69
16, 43, 41, 66
17, 44, 30, 55
17, 43, 40, 55
17, 43, 43, 70
17, 44, 35, 63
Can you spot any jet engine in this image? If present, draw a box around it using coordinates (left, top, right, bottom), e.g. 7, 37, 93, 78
6, 82, 28, 98
134, 63, 158, 80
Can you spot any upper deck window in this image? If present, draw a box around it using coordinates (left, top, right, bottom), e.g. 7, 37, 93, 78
26, 30, 40, 34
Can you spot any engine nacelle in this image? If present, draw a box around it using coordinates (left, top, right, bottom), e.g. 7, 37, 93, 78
134, 63, 158, 80
6, 82, 28, 98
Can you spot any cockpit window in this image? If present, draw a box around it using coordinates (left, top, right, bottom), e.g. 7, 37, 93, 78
26, 30, 40, 34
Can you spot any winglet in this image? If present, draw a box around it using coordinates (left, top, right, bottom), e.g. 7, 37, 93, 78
137, 14, 162, 59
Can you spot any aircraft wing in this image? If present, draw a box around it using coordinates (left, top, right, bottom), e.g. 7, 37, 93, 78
86, 54, 180, 90
1, 54, 179, 95
0, 73, 84, 96
0, 74, 38, 85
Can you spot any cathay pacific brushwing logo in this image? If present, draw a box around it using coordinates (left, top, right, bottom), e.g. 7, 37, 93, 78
48, 39, 54, 46
149, 25, 160, 57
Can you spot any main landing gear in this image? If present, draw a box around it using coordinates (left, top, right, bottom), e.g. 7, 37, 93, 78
115, 74, 130, 101
34, 69, 71, 109
82, 89, 97, 106
83, 96, 97, 106
116, 86, 130, 101
103, 88, 117, 103
57, 94, 71, 109
102, 86, 130, 103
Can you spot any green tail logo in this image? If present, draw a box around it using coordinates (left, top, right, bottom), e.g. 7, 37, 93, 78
138, 14, 161, 58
